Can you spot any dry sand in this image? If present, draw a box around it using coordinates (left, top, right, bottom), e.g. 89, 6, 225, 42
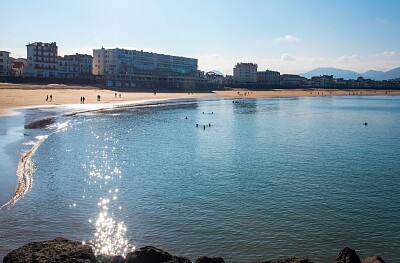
0, 83, 399, 116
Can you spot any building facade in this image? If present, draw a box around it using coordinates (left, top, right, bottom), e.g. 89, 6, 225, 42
25, 42, 58, 77
0, 51, 11, 76
11, 58, 27, 77
58, 53, 93, 78
310, 75, 335, 87
93, 47, 198, 77
233, 63, 257, 83
280, 74, 305, 86
257, 70, 280, 85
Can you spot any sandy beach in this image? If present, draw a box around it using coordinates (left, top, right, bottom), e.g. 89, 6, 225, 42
0, 83, 399, 116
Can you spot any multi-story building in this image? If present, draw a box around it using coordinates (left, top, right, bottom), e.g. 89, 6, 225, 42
205, 71, 224, 84
11, 58, 27, 77
233, 63, 257, 83
25, 42, 58, 77
310, 75, 335, 87
257, 70, 280, 85
0, 51, 11, 76
92, 47, 198, 77
58, 53, 93, 78
280, 74, 305, 86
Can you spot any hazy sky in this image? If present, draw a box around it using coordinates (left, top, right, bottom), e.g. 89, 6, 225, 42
1, 0, 399, 75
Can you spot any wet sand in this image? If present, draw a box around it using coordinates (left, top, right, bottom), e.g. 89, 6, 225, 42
0, 83, 399, 116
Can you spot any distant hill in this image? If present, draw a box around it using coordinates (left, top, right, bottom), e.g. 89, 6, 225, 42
300, 67, 400, 81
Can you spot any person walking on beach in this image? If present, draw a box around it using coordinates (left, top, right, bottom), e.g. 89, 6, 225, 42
83, 97, 85, 104
80, 97, 83, 104
46, 95, 49, 101
50, 95, 52, 102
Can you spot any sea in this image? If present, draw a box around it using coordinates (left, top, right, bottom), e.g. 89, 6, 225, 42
0, 95, 399, 262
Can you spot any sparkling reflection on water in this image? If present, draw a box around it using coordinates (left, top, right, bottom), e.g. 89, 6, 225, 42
1, 97, 400, 262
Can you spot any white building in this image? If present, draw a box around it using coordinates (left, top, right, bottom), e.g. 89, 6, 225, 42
257, 70, 280, 85
0, 51, 11, 76
25, 42, 58, 77
233, 63, 257, 83
93, 47, 198, 77
11, 58, 27, 77
58, 53, 93, 78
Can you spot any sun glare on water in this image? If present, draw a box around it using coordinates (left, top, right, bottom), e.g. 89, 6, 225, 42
84, 129, 133, 256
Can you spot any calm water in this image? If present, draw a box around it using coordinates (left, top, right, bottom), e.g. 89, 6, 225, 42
0, 96, 400, 262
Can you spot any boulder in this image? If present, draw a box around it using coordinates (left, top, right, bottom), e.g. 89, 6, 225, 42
125, 246, 191, 263
361, 256, 386, 263
3, 237, 96, 263
335, 247, 361, 263
96, 255, 126, 263
195, 256, 225, 263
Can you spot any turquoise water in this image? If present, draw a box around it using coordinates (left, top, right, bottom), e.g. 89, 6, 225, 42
0, 96, 400, 262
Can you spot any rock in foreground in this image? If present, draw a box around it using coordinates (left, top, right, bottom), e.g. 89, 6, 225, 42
2, 237, 387, 263
3, 237, 96, 263
125, 246, 191, 263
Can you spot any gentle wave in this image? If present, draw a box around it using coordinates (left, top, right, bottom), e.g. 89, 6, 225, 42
1, 135, 48, 209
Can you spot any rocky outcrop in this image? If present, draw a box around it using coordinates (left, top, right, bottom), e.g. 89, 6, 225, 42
334, 247, 361, 263
24, 117, 55, 129
361, 256, 386, 263
2, 238, 387, 263
3, 237, 96, 263
125, 246, 191, 263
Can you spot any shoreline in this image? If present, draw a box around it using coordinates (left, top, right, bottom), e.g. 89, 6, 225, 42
1, 83, 400, 117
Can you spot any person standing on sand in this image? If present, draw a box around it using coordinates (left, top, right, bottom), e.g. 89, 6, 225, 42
46, 95, 49, 101
50, 95, 52, 102
80, 97, 82, 104
83, 97, 85, 104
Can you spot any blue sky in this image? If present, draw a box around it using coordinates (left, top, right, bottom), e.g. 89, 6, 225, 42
1, 0, 399, 75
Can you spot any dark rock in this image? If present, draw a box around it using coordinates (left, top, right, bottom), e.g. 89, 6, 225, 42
361, 256, 386, 263
125, 246, 191, 263
97, 255, 126, 263
3, 237, 96, 263
262, 257, 313, 263
335, 247, 361, 263
195, 256, 225, 263
24, 117, 55, 129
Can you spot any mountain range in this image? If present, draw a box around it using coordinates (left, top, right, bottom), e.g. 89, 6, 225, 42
300, 67, 400, 81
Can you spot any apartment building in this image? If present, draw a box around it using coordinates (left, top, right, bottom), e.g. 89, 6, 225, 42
25, 42, 58, 77
58, 53, 93, 78
93, 47, 198, 77
280, 74, 306, 86
310, 75, 335, 87
233, 63, 257, 83
0, 51, 11, 76
257, 70, 281, 85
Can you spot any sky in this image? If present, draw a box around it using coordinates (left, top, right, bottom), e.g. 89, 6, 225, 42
1, 0, 400, 75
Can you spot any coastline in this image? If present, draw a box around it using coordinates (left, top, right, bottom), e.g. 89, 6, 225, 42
1, 83, 399, 117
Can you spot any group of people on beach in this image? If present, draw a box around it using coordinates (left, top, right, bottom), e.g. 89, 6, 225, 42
45, 95, 52, 102
80, 97, 86, 104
